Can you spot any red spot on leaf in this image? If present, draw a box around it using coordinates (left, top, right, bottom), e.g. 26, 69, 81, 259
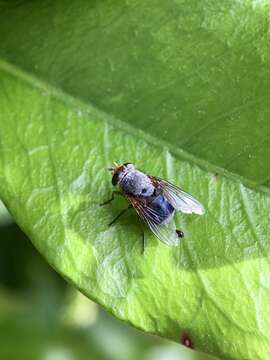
181, 333, 193, 349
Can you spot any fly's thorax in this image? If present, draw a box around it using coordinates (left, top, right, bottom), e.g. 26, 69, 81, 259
119, 169, 155, 197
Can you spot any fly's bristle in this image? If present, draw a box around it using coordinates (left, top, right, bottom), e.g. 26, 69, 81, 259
108, 162, 120, 175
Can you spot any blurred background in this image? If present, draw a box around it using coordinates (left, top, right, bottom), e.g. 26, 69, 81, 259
0, 201, 212, 360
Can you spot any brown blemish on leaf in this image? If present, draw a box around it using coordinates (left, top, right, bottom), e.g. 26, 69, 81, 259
181, 333, 194, 349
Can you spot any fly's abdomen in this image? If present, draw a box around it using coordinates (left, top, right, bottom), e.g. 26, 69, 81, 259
149, 195, 174, 225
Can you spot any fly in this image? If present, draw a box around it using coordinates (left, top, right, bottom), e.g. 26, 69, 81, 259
100, 162, 205, 253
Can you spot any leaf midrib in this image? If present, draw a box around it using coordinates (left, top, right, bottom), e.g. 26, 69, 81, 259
1, 57, 269, 197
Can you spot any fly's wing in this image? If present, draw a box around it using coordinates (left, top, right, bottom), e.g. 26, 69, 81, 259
150, 176, 205, 215
127, 196, 180, 246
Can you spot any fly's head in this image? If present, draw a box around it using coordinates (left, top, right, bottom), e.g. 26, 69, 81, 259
109, 162, 135, 186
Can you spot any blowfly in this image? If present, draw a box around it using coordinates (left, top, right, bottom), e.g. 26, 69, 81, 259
100, 162, 205, 252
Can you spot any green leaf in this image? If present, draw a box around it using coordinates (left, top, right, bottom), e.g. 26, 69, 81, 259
0, 1, 270, 359
1, 0, 270, 191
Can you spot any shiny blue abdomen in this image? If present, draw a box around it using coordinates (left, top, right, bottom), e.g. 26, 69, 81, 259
150, 195, 174, 225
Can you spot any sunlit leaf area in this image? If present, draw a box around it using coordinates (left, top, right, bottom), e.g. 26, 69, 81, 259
0, 203, 210, 360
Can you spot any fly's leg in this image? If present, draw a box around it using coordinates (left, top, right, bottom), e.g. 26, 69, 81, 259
141, 227, 145, 255
138, 219, 145, 254
100, 191, 123, 206
176, 229, 184, 238
108, 205, 132, 227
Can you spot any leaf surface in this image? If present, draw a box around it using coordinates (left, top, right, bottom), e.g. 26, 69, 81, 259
1, 0, 270, 191
0, 1, 270, 359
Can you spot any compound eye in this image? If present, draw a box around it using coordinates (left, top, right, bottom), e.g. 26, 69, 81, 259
123, 162, 131, 166
112, 172, 119, 186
